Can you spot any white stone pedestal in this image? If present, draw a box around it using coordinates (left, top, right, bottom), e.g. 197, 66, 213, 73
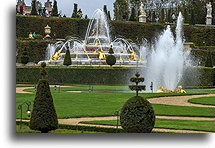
206, 16, 212, 25
139, 15, 147, 23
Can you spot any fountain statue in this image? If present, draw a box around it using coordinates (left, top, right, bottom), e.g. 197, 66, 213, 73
139, 2, 147, 23
144, 12, 189, 92
39, 9, 146, 66
206, 2, 213, 25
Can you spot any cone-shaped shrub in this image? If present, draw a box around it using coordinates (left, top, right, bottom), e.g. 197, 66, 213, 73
63, 49, 72, 66
120, 72, 155, 133
29, 62, 58, 133
20, 48, 29, 65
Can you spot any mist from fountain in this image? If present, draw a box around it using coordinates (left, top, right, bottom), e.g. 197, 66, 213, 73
144, 12, 187, 91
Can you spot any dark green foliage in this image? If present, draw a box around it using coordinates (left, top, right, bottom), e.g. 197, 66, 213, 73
103, 5, 108, 16
205, 51, 213, 67
106, 55, 116, 67
129, 7, 137, 22
63, 50, 72, 66
120, 96, 155, 133
30, 0, 38, 15
52, 0, 59, 17
114, 0, 129, 21
160, 8, 165, 23
16, 16, 215, 46
29, 79, 58, 133
41, 62, 46, 68
107, 11, 111, 20
189, 8, 195, 25
129, 72, 145, 96
108, 46, 114, 54
20, 48, 29, 65
72, 3, 78, 18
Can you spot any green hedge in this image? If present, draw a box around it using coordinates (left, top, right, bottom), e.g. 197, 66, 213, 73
16, 67, 136, 85
16, 66, 215, 86
16, 39, 55, 63
16, 15, 215, 46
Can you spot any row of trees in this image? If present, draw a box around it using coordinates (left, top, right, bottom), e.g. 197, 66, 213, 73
114, 0, 215, 24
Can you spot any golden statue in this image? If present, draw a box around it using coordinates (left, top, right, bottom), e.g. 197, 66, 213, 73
50, 50, 61, 61
99, 50, 106, 60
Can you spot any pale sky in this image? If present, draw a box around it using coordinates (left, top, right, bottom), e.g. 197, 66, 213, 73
22, 0, 115, 18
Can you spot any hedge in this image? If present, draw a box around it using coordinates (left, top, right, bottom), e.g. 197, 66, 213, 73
16, 15, 215, 46
16, 66, 215, 86
16, 39, 55, 63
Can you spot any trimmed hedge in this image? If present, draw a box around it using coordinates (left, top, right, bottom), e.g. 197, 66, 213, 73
16, 15, 215, 46
16, 67, 137, 85
16, 66, 215, 86
16, 39, 55, 63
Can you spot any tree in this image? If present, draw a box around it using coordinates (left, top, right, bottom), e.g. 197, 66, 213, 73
114, 0, 129, 21
29, 62, 58, 133
52, 0, 59, 17
107, 11, 111, 20
160, 8, 165, 22
189, 8, 195, 25
72, 3, 78, 18
103, 5, 108, 16
129, 7, 137, 21
63, 49, 72, 66
30, 0, 38, 15
106, 46, 116, 67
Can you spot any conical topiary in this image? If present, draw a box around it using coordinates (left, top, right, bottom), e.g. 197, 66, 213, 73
20, 48, 29, 65
63, 49, 72, 66
29, 62, 58, 133
120, 72, 155, 133
106, 46, 116, 67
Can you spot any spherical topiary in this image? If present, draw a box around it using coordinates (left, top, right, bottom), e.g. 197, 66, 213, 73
20, 50, 29, 65
106, 55, 116, 67
120, 96, 155, 133
41, 62, 46, 68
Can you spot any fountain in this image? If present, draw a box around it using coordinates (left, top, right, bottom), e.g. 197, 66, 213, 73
39, 9, 145, 66
144, 12, 189, 92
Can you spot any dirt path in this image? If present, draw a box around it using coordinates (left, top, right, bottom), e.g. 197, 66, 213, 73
148, 94, 215, 108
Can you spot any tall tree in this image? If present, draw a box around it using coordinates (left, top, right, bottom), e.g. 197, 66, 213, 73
103, 5, 108, 16
129, 7, 137, 21
30, 0, 38, 15
72, 3, 78, 18
107, 11, 111, 20
114, 0, 129, 21
52, 0, 59, 17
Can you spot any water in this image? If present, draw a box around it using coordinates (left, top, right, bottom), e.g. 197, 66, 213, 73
144, 12, 187, 91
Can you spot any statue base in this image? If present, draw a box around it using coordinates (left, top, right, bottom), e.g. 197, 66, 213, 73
206, 16, 212, 25
139, 15, 147, 23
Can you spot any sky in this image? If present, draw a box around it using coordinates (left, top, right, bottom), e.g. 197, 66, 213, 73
22, 0, 115, 18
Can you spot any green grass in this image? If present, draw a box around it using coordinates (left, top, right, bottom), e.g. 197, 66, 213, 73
80, 119, 215, 132
16, 124, 100, 133
188, 96, 215, 106
16, 87, 215, 119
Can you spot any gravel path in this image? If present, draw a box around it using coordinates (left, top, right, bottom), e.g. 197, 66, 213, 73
148, 94, 215, 108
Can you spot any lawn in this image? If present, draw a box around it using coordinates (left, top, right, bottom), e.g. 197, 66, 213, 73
80, 119, 215, 132
16, 85, 215, 119
188, 96, 215, 106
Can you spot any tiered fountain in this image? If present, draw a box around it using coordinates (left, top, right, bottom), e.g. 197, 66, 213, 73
39, 9, 145, 65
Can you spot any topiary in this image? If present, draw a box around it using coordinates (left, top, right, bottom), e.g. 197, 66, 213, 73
120, 96, 155, 133
63, 49, 72, 66
120, 72, 155, 133
29, 62, 58, 133
106, 46, 116, 67
20, 48, 29, 65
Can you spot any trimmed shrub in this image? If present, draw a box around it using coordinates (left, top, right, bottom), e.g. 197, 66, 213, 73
120, 96, 155, 133
63, 49, 72, 66
29, 64, 58, 133
106, 55, 116, 67
20, 48, 29, 65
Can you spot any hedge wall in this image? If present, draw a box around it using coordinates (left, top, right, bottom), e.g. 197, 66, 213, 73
16, 67, 136, 85
16, 39, 55, 63
16, 66, 215, 86
16, 15, 215, 46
